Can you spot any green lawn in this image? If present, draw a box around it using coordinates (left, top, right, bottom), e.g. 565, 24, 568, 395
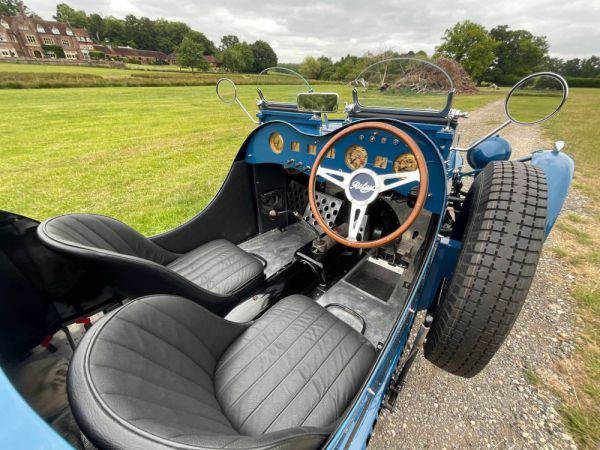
541, 88, 600, 448
0, 83, 501, 235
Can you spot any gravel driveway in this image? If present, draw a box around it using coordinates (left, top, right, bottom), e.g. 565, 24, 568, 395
369, 100, 581, 449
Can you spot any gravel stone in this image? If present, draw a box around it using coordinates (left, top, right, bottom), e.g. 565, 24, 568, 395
368, 100, 580, 450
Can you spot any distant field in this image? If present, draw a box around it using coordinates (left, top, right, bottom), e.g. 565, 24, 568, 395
0, 62, 313, 88
0, 82, 502, 234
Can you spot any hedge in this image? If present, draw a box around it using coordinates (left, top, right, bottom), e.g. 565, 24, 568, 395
491, 74, 600, 88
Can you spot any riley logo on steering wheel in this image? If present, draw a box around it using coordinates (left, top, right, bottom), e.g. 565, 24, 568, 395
350, 181, 376, 194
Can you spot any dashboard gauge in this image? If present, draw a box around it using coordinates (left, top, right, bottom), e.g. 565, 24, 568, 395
373, 156, 388, 169
345, 145, 368, 170
394, 153, 418, 172
269, 132, 284, 154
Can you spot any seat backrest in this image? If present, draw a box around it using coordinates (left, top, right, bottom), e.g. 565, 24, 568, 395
39, 214, 178, 265
37, 214, 235, 313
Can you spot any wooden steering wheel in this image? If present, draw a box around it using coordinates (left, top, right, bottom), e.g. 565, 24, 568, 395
308, 121, 429, 249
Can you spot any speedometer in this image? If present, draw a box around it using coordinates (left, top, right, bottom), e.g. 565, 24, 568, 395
393, 153, 417, 172
345, 145, 368, 170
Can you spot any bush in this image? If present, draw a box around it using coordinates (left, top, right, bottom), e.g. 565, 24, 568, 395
41, 44, 66, 59
564, 76, 600, 88
89, 51, 105, 60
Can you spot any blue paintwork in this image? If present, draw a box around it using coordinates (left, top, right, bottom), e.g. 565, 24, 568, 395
0, 369, 71, 449
244, 119, 448, 213
531, 149, 575, 237
416, 237, 462, 311
467, 135, 512, 170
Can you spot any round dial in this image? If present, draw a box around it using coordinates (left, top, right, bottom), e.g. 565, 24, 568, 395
269, 132, 284, 154
393, 153, 417, 172
344, 145, 368, 170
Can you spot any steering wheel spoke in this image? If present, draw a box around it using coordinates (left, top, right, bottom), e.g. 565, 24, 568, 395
379, 170, 420, 192
348, 203, 367, 241
316, 166, 349, 189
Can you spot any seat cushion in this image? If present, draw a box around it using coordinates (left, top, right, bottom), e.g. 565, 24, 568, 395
216, 295, 376, 435
68, 295, 375, 450
167, 239, 264, 295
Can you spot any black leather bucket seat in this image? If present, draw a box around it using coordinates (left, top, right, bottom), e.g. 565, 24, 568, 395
68, 295, 376, 450
37, 214, 264, 314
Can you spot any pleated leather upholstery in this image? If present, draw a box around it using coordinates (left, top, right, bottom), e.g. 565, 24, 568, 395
37, 214, 265, 311
68, 295, 376, 450
167, 240, 264, 295
41, 213, 178, 265
216, 295, 376, 435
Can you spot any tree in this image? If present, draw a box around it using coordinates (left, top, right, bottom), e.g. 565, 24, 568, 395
0, 0, 18, 16
187, 30, 217, 55
436, 20, 497, 81
54, 3, 88, 28
220, 42, 255, 72
251, 40, 277, 72
176, 36, 208, 72
487, 25, 549, 80
220, 35, 240, 50
299, 56, 321, 79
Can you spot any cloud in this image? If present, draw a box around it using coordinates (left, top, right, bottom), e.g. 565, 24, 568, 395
26, 0, 599, 62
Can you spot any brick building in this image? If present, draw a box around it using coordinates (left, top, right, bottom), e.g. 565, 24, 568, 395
0, 4, 93, 60
92, 45, 169, 64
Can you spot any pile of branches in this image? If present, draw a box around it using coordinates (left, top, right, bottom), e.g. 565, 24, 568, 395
394, 58, 478, 94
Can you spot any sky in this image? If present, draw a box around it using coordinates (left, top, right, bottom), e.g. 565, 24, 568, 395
26, 0, 600, 63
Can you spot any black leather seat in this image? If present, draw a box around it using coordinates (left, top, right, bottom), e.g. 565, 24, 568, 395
68, 294, 375, 450
37, 214, 264, 314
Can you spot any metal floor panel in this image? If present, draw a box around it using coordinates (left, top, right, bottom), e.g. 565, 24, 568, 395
239, 222, 315, 278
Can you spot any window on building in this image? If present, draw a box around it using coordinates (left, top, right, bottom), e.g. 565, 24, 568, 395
0, 33, 6, 42
43, 37, 53, 45
52, 26, 59, 34
10, 34, 17, 42
62, 39, 69, 47
36, 25, 45, 33
18, 24, 29, 31
25, 34, 36, 44
66, 28, 73, 36
1, 50, 10, 57
86, 37, 91, 42
65, 52, 78, 60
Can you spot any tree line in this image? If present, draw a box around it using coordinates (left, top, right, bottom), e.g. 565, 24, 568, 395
292, 21, 598, 85
0, 1, 278, 72
51, 4, 278, 72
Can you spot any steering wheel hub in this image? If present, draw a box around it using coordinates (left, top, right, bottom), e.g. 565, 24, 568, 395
345, 169, 380, 204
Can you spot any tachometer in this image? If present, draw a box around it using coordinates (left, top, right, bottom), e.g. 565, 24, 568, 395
269, 132, 284, 154
393, 153, 417, 172
345, 145, 368, 170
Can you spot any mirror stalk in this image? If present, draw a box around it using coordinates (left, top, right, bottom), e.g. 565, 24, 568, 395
236, 98, 258, 124
452, 120, 511, 152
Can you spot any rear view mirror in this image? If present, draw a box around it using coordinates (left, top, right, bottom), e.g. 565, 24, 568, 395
297, 92, 339, 113
505, 73, 568, 125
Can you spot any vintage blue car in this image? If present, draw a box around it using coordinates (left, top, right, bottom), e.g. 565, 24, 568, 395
0, 58, 573, 449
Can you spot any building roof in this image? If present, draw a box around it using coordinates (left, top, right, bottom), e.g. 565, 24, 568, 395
93, 44, 168, 59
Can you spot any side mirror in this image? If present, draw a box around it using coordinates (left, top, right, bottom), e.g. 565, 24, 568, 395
297, 92, 339, 113
215, 78, 257, 124
455, 72, 568, 153
505, 73, 568, 125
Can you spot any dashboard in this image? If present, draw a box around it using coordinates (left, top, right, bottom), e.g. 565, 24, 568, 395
243, 120, 448, 213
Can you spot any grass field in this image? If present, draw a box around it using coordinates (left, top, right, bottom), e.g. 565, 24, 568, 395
540, 88, 600, 448
0, 83, 503, 234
